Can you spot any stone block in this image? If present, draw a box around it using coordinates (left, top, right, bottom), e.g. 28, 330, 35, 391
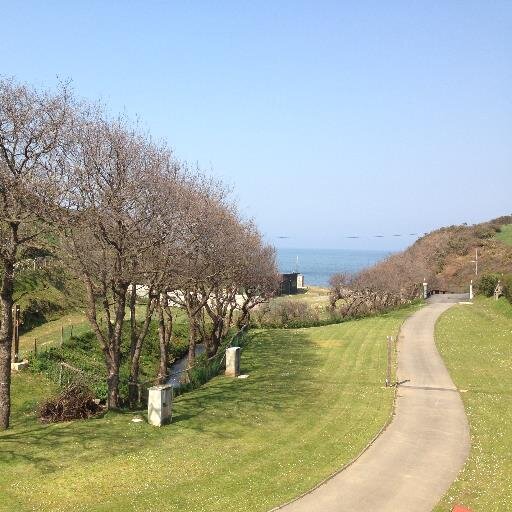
147, 384, 173, 426
225, 346, 241, 377
11, 360, 28, 371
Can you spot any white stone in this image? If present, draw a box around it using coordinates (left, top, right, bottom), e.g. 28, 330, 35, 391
11, 360, 28, 371
225, 347, 241, 377
147, 384, 173, 426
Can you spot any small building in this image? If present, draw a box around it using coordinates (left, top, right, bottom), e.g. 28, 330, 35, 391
280, 272, 305, 295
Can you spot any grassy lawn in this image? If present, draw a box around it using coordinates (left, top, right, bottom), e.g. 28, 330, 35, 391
434, 297, 512, 511
495, 223, 512, 246
0, 306, 416, 512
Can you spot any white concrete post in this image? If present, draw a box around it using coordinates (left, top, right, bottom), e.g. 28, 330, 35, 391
469, 280, 474, 300
423, 281, 428, 299
225, 346, 241, 377
148, 384, 173, 426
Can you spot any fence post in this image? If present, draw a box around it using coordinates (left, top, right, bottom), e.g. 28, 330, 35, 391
12, 304, 20, 363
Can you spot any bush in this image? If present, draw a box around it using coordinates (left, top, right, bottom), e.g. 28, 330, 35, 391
38, 382, 101, 423
477, 273, 502, 297
252, 299, 321, 328
501, 274, 512, 303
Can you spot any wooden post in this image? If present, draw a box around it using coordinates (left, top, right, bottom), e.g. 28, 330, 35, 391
12, 304, 20, 363
386, 336, 393, 387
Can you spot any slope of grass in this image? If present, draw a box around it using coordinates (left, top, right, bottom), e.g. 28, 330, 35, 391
495, 223, 512, 246
0, 305, 417, 512
19, 311, 90, 357
14, 266, 85, 331
434, 297, 512, 511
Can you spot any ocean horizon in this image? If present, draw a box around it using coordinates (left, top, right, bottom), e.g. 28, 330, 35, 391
276, 248, 392, 287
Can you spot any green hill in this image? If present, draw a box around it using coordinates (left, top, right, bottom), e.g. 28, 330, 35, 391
14, 265, 85, 332
495, 223, 512, 246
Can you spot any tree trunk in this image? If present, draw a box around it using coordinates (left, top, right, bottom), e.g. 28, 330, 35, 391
187, 314, 197, 367
237, 304, 250, 329
206, 317, 223, 357
0, 260, 15, 429
128, 294, 156, 405
106, 359, 120, 409
129, 284, 137, 362
157, 301, 172, 384
98, 281, 128, 410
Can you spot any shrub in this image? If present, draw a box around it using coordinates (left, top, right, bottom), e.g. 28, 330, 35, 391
252, 299, 320, 328
477, 273, 502, 297
38, 382, 101, 423
501, 274, 512, 303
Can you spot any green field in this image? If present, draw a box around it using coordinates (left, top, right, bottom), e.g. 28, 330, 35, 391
0, 306, 416, 512
434, 297, 512, 511
495, 223, 512, 246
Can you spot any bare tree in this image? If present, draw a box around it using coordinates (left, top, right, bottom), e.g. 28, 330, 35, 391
59, 112, 160, 409
168, 178, 236, 366
235, 232, 280, 329
0, 79, 71, 429
127, 167, 194, 389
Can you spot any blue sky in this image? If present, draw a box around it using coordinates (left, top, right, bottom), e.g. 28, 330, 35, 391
2, 1, 511, 249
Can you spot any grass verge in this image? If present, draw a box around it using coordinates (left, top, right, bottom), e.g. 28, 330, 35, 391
434, 297, 512, 511
0, 305, 416, 512
495, 223, 512, 246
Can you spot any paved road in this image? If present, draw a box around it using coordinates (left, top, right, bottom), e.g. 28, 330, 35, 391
277, 295, 470, 512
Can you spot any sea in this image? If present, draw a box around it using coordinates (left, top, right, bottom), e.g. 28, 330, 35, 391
276, 248, 392, 287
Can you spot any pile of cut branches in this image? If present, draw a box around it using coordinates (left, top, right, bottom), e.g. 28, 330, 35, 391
38, 383, 101, 423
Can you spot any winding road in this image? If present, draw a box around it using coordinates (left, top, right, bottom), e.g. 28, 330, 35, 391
277, 294, 470, 512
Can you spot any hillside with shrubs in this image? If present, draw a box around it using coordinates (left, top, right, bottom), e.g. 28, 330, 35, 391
329, 216, 512, 317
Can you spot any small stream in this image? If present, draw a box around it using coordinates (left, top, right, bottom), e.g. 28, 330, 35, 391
166, 343, 206, 388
